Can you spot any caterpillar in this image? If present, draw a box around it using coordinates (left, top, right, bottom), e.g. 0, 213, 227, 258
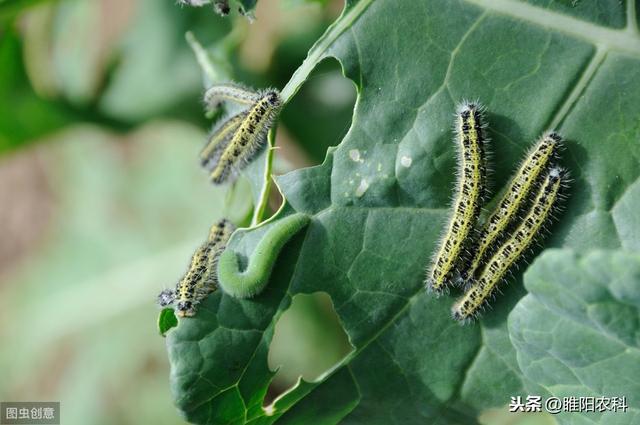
178, 0, 209, 7
213, 0, 230, 15
425, 102, 488, 294
461, 132, 562, 282
217, 213, 310, 298
452, 167, 567, 322
207, 89, 282, 184
200, 111, 248, 170
203, 82, 262, 114
157, 218, 236, 317
177, 1, 230, 16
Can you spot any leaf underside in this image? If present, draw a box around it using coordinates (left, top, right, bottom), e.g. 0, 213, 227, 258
166, 1, 640, 424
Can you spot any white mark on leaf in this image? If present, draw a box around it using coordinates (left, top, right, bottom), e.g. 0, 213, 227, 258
349, 149, 362, 162
355, 179, 369, 197
401, 156, 413, 168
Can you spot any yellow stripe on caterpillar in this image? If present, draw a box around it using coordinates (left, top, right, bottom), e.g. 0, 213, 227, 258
200, 112, 247, 170
462, 131, 562, 282
209, 90, 282, 184
425, 102, 488, 294
452, 167, 566, 322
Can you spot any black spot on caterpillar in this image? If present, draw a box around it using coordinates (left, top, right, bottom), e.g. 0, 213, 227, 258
425, 102, 488, 294
452, 167, 568, 322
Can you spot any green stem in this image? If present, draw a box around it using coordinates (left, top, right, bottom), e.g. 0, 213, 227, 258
251, 127, 276, 226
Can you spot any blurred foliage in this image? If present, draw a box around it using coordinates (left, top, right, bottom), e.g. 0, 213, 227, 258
0, 27, 77, 151
0, 121, 252, 424
0, 0, 351, 424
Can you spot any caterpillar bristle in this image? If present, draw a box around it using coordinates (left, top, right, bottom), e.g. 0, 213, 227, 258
160, 218, 236, 319
461, 132, 564, 283
207, 89, 282, 185
452, 166, 568, 322
425, 102, 488, 294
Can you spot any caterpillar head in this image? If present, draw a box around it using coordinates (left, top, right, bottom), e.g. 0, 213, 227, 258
176, 300, 197, 317
264, 90, 282, 108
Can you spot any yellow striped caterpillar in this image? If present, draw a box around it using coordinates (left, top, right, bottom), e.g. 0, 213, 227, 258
200, 85, 282, 184
200, 111, 248, 170
177, 1, 230, 17
157, 218, 235, 317
452, 167, 567, 322
425, 102, 488, 294
461, 132, 562, 282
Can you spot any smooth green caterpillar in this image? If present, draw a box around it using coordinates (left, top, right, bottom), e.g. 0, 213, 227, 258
200, 111, 248, 170
203, 82, 261, 114
461, 132, 562, 282
425, 102, 487, 294
452, 167, 566, 322
217, 213, 310, 298
157, 218, 236, 317
208, 89, 282, 184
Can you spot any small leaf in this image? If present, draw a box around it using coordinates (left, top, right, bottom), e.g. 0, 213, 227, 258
158, 308, 179, 336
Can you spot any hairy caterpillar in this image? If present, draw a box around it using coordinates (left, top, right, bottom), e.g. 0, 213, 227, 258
213, 0, 230, 15
157, 218, 236, 317
452, 167, 567, 322
207, 89, 282, 184
178, 0, 209, 6
425, 102, 488, 294
200, 111, 248, 170
461, 132, 562, 282
217, 213, 310, 298
203, 83, 262, 114
177, 0, 230, 16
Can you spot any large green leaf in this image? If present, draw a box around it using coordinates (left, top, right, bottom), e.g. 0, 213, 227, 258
509, 249, 640, 425
165, 0, 640, 423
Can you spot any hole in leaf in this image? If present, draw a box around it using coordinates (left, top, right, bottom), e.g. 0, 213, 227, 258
265, 292, 354, 404
279, 57, 356, 165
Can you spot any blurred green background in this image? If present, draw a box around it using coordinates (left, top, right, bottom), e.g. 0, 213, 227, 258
0, 0, 555, 424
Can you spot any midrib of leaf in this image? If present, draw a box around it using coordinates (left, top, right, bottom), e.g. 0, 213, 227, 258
465, 0, 640, 130
548, 47, 606, 129
468, 0, 640, 54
